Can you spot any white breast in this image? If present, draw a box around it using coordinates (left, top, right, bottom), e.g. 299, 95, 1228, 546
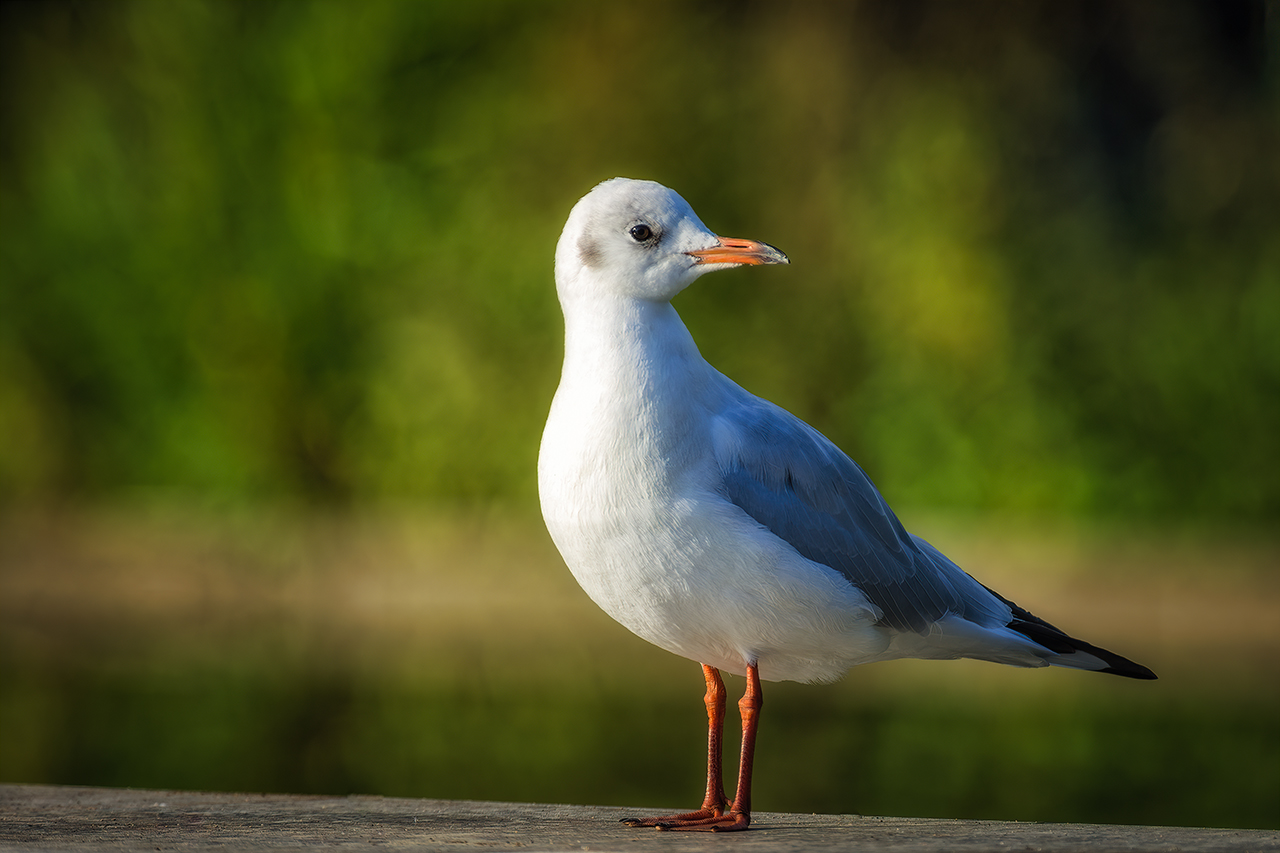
537, 297, 887, 683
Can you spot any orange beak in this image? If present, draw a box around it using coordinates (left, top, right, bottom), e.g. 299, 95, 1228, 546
687, 237, 789, 267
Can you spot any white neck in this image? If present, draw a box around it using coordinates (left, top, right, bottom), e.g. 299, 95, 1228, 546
559, 293, 702, 396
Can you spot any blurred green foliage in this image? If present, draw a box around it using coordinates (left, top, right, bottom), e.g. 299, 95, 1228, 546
1, 0, 1277, 520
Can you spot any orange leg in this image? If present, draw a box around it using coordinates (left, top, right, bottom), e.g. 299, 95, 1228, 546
622, 662, 762, 832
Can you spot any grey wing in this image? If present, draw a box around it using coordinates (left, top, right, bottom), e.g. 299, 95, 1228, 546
712, 398, 1011, 633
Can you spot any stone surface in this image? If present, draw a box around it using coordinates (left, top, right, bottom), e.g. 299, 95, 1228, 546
1, 784, 1276, 852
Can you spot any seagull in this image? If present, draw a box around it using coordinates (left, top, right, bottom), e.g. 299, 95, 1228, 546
537, 177, 1156, 832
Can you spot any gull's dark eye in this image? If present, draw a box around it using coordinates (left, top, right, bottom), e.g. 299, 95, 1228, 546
629, 223, 654, 243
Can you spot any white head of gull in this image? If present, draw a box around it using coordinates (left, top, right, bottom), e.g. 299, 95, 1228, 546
537, 177, 1155, 832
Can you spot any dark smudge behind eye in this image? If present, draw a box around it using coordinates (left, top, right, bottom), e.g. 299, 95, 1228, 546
577, 233, 603, 268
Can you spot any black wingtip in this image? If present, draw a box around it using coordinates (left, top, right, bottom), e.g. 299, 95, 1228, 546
983, 584, 1158, 680
1011, 616, 1158, 680
1100, 660, 1162, 681
1099, 660, 1158, 680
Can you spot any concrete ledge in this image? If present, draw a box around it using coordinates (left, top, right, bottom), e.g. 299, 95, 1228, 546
1, 785, 1276, 852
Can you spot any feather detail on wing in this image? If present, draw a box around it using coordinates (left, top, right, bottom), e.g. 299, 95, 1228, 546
710, 397, 1158, 680
711, 398, 1011, 634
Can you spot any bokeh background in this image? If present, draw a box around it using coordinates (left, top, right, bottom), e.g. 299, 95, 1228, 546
2, 0, 1277, 830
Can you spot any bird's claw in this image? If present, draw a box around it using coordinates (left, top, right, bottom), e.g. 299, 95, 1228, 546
621, 809, 749, 832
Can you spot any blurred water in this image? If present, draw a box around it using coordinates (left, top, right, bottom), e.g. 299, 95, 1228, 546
1, 509, 1276, 829
3, 652, 1276, 829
